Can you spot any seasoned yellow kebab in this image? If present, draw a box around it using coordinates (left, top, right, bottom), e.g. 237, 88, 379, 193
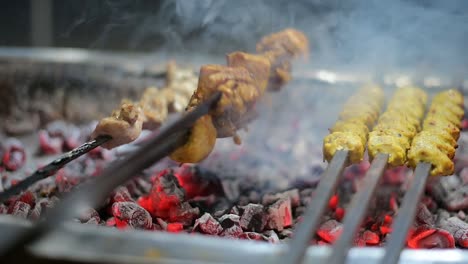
91, 28, 309, 163
407, 89, 464, 176
367, 86, 427, 167
323, 84, 384, 163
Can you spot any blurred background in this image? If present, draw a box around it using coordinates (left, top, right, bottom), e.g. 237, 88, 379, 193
2, 0, 468, 74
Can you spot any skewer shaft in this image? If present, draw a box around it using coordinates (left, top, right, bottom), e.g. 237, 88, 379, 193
380, 162, 431, 264
328, 154, 388, 264
0, 92, 221, 259
0, 135, 111, 203
280, 150, 349, 264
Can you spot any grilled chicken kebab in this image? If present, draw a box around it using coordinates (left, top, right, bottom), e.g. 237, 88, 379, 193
407, 89, 464, 176
323, 84, 384, 163
324, 85, 464, 177
91, 28, 309, 163
367, 86, 428, 166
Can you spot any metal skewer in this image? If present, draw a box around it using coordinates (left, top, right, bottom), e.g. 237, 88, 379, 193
0, 92, 221, 259
380, 162, 432, 264
0, 135, 112, 203
327, 153, 389, 264
280, 150, 349, 264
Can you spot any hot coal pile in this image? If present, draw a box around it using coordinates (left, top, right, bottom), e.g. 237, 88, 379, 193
1, 112, 468, 249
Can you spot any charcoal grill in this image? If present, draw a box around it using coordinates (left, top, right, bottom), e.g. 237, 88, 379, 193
1, 47, 468, 264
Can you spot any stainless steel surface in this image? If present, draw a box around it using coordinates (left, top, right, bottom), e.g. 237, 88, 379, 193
381, 162, 432, 264
281, 150, 349, 264
328, 154, 388, 264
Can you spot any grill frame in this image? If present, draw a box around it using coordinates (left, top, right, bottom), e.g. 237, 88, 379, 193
1, 47, 468, 264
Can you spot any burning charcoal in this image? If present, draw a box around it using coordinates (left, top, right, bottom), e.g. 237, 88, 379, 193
174, 164, 219, 199
420, 196, 438, 213
383, 167, 408, 186
317, 219, 343, 243
134, 177, 152, 194
17, 191, 36, 207
167, 223, 184, 232
266, 197, 292, 231
438, 217, 468, 248
436, 209, 451, 226
430, 175, 462, 204
148, 171, 185, 218
78, 208, 100, 223
8, 201, 31, 219
193, 213, 223, 235
125, 180, 142, 197
262, 189, 300, 207
2, 138, 26, 171
238, 196, 250, 206
263, 230, 280, 243
221, 179, 240, 202
55, 170, 79, 193
248, 191, 261, 204
299, 188, 314, 206
458, 211, 466, 220
407, 226, 455, 249
230, 206, 240, 215
443, 186, 468, 211
38, 130, 63, 155
334, 207, 345, 221
239, 203, 266, 232
328, 195, 339, 210
459, 168, 468, 185
279, 228, 294, 239
156, 218, 168, 230
111, 186, 134, 203
240, 232, 264, 241
219, 214, 243, 238
28, 204, 42, 221
106, 217, 116, 227
168, 202, 200, 226
111, 202, 152, 229
416, 204, 435, 226
0, 204, 7, 214
85, 217, 100, 225
210, 198, 231, 218
359, 230, 380, 246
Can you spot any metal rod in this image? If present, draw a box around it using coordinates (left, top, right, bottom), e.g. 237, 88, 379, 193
0, 135, 111, 203
327, 154, 388, 264
280, 150, 349, 264
380, 162, 431, 264
0, 92, 221, 259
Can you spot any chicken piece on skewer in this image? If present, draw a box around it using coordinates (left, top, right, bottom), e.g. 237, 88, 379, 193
407, 140, 454, 176
407, 89, 463, 176
367, 86, 427, 167
323, 84, 384, 163
256, 28, 309, 91
226, 51, 271, 94
188, 65, 263, 139
139, 87, 168, 130
91, 101, 144, 149
423, 118, 460, 140
256, 28, 309, 58
323, 132, 365, 163
169, 114, 217, 163
329, 120, 369, 145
